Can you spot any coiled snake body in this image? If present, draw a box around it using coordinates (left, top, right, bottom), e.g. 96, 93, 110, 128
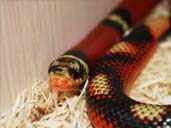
86, 17, 171, 128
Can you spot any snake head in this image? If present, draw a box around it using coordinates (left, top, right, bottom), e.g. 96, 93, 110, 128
48, 55, 89, 92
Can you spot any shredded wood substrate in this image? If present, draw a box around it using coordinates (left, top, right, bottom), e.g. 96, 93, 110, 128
0, 1, 171, 128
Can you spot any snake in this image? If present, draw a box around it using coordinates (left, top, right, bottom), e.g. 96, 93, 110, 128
86, 17, 171, 128
47, 0, 171, 127
48, 0, 161, 92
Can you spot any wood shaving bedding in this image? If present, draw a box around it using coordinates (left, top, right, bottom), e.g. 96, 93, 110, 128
1, 1, 171, 128
0, 80, 92, 128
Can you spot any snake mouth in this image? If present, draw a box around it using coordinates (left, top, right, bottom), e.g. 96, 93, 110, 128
49, 74, 76, 92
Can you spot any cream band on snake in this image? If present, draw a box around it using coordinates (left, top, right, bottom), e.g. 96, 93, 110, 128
108, 14, 129, 31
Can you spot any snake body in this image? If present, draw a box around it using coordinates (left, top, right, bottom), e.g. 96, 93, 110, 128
48, 0, 160, 91
86, 17, 171, 128
48, 1, 171, 127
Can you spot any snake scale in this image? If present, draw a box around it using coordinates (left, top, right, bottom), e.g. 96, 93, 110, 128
48, 0, 171, 127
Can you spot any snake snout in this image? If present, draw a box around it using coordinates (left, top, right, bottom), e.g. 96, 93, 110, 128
49, 74, 76, 92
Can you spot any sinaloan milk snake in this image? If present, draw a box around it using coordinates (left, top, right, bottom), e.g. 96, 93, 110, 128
48, 0, 171, 127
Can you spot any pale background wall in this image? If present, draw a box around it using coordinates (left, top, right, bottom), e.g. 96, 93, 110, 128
0, 0, 120, 114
